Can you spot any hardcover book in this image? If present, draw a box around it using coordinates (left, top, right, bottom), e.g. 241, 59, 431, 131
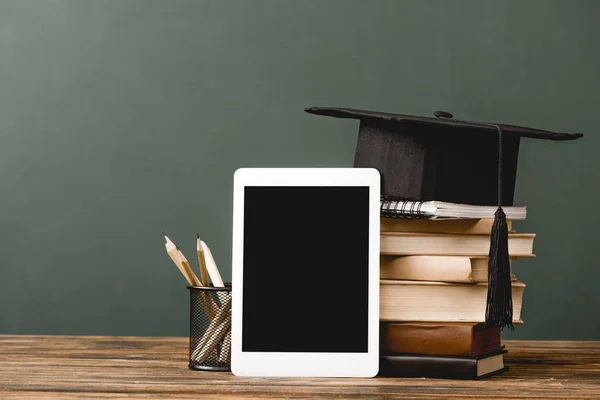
380, 218, 512, 235
380, 280, 525, 323
380, 232, 535, 256
380, 322, 501, 357
379, 348, 507, 379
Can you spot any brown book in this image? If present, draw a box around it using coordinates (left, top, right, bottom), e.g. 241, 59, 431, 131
380, 323, 501, 357
380, 218, 512, 235
380, 280, 525, 323
380, 232, 535, 256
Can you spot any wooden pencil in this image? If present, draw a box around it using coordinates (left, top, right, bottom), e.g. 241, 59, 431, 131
201, 241, 225, 287
191, 297, 232, 362
178, 253, 201, 287
217, 327, 232, 364
163, 232, 199, 286
196, 234, 210, 287
163, 232, 216, 319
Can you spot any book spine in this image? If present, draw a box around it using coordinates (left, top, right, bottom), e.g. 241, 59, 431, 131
380, 200, 431, 218
380, 323, 502, 357
379, 354, 478, 379
380, 323, 475, 356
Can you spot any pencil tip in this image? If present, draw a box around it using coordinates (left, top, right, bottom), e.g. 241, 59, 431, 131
197, 233, 200, 239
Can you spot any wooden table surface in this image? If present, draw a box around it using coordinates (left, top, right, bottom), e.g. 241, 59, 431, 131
1, 336, 599, 399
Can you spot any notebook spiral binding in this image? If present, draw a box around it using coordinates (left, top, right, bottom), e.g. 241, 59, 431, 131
380, 195, 427, 219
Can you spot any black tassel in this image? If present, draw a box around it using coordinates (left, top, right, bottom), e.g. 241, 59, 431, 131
485, 123, 513, 330
486, 207, 513, 329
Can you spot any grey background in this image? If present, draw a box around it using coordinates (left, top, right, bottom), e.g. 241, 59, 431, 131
0, 0, 598, 339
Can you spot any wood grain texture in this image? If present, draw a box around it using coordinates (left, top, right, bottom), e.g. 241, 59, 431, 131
1, 336, 599, 399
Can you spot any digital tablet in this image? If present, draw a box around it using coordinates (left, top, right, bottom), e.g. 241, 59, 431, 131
231, 168, 380, 377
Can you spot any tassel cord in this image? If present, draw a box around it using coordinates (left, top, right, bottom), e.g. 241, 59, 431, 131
486, 124, 513, 330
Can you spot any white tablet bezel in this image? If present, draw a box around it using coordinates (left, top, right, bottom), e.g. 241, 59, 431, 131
231, 168, 380, 377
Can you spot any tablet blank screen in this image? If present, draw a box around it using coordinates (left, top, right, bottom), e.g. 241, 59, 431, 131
242, 186, 369, 353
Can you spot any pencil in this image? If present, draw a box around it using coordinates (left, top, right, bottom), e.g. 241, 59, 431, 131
217, 326, 232, 364
197, 234, 210, 287
178, 251, 201, 287
162, 232, 216, 319
163, 231, 176, 247
191, 297, 232, 362
163, 232, 201, 286
163, 232, 196, 285
201, 241, 225, 287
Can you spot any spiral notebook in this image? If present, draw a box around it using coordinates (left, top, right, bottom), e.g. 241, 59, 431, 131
380, 199, 526, 220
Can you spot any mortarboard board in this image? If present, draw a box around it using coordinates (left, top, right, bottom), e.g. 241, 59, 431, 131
306, 107, 582, 205
305, 106, 583, 329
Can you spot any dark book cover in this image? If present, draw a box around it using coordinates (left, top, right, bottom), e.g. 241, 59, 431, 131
379, 348, 507, 380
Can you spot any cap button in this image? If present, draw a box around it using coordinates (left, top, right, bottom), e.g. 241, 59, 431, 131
434, 111, 453, 119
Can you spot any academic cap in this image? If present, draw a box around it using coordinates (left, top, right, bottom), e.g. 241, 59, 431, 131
306, 107, 582, 206
305, 106, 583, 329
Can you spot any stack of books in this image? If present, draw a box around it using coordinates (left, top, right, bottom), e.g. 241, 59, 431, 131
378, 200, 534, 379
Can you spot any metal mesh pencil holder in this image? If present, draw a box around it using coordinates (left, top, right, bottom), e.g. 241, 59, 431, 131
188, 285, 232, 371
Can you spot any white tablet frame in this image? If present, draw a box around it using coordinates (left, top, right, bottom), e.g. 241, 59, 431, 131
231, 168, 380, 377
